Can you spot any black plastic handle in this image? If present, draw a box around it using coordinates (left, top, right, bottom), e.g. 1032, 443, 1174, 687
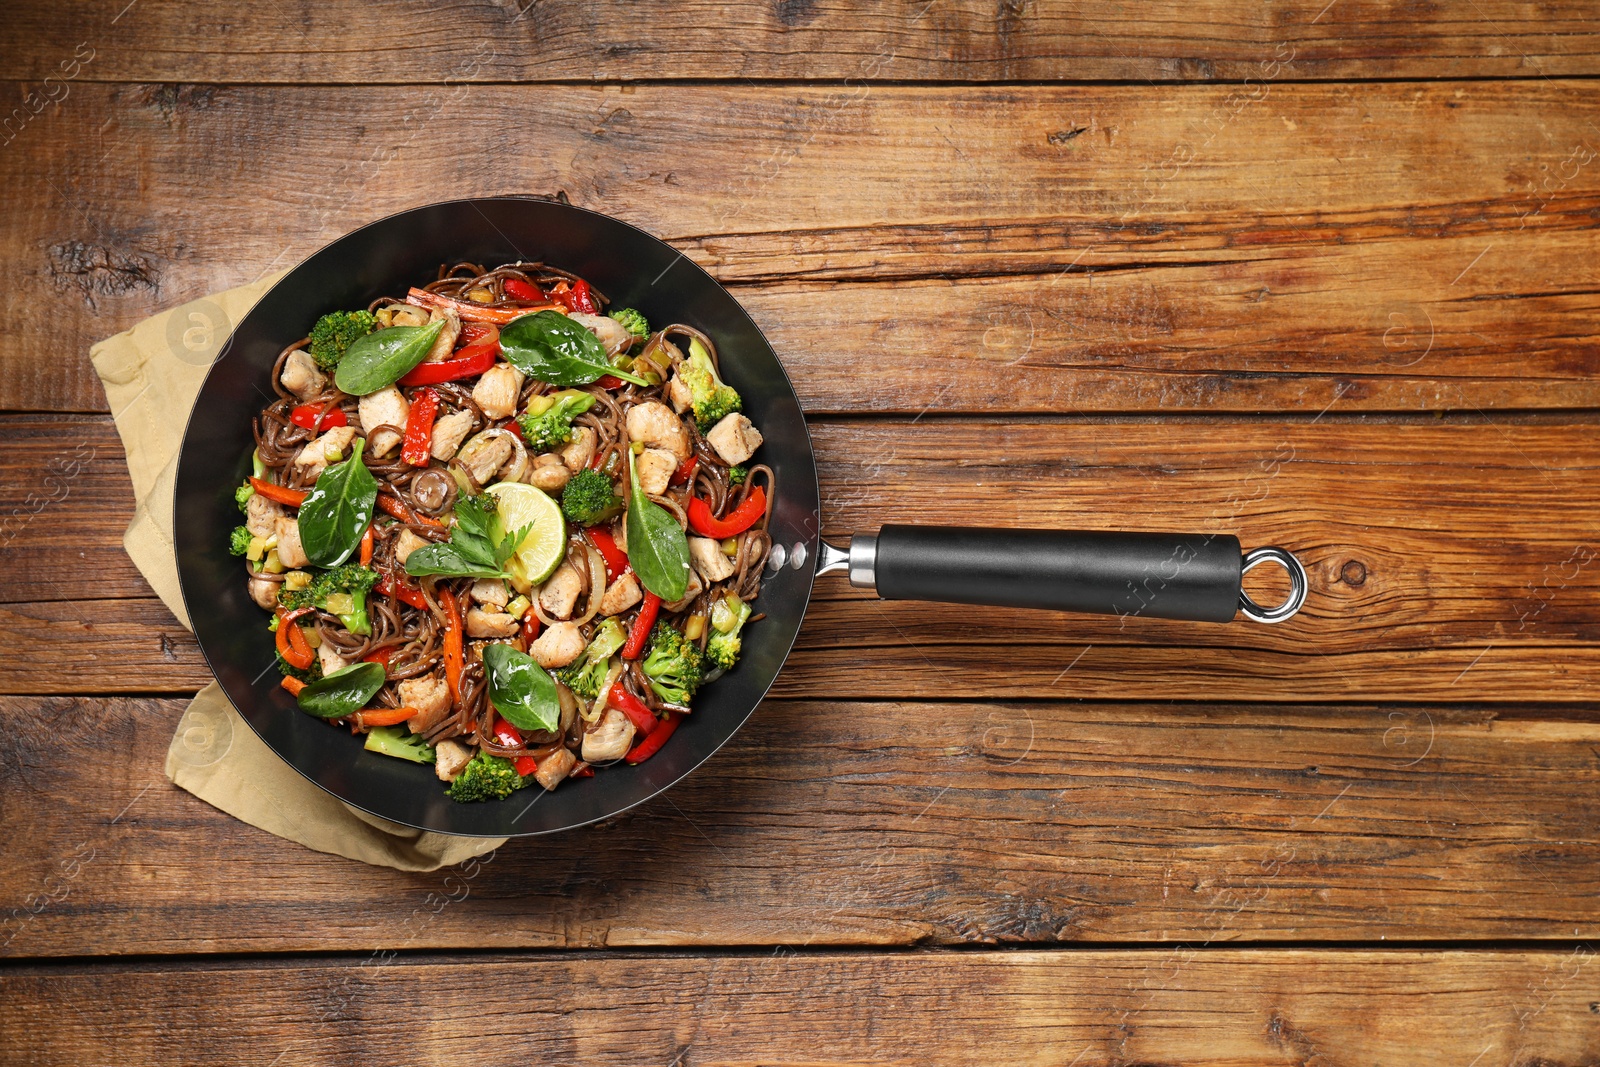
872, 525, 1244, 623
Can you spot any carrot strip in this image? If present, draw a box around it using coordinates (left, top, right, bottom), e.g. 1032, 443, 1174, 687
250, 478, 307, 507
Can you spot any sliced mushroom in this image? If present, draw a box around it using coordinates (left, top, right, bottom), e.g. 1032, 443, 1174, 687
247, 576, 281, 611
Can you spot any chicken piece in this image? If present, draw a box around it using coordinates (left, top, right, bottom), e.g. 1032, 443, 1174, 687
280, 347, 327, 400
529, 453, 570, 493
662, 568, 704, 613
472, 363, 524, 421
666, 369, 693, 414
457, 431, 512, 487
381, 304, 429, 328
569, 312, 635, 358
358, 386, 411, 460
393, 528, 431, 566
292, 425, 357, 479
530, 620, 586, 669
704, 413, 763, 466
537, 563, 583, 621
247, 576, 280, 611
688, 536, 735, 582
434, 739, 474, 782
531, 747, 577, 791
466, 607, 520, 639
423, 307, 461, 362
471, 578, 510, 609
398, 674, 452, 734
245, 492, 284, 539
317, 641, 350, 677
430, 409, 476, 462
625, 400, 691, 461
558, 425, 598, 473
275, 516, 311, 568
635, 447, 678, 497
581, 706, 636, 762
598, 571, 643, 616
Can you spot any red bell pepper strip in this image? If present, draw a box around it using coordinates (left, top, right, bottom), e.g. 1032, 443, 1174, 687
440, 587, 464, 704
281, 676, 306, 697
622, 593, 660, 661
595, 374, 627, 390
571, 764, 594, 778
375, 572, 429, 611
397, 343, 498, 387
585, 527, 628, 584
377, 493, 445, 529
361, 646, 394, 668
358, 524, 375, 567
687, 487, 767, 539
604, 682, 657, 736
400, 388, 440, 466
491, 714, 523, 749
553, 279, 596, 314
275, 611, 315, 671
625, 711, 683, 764
405, 287, 562, 325
354, 706, 417, 728
250, 477, 307, 507
520, 612, 541, 645
501, 278, 544, 303
290, 402, 348, 431
514, 754, 538, 777
670, 455, 699, 487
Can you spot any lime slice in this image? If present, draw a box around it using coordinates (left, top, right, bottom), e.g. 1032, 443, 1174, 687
486, 481, 567, 589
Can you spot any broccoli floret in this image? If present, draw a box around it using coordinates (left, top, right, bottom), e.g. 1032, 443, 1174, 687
641, 621, 706, 707
706, 595, 754, 671
517, 390, 597, 452
235, 480, 255, 513
554, 618, 628, 701
446, 750, 529, 803
560, 468, 622, 526
674, 337, 741, 431
608, 307, 649, 342
228, 526, 253, 556
308, 310, 377, 370
727, 465, 748, 486
363, 725, 435, 764
275, 650, 322, 685
279, 564, 380, 636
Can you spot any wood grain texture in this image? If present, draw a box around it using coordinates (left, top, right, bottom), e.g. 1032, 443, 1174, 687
7, 0, 1600, 83
7, 82, 1598, 413
4, 948, 1599, 1064
3, 415, 1594, 703
4, 696, 1600, 958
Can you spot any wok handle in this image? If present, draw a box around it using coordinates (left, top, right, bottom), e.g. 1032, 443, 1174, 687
827, 525, 1307, 624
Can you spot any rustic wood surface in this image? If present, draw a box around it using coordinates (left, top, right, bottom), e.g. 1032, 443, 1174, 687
2, 3, 1598, 1062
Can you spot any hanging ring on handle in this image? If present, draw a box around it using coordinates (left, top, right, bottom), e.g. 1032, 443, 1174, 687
1239, 547, 1308, 624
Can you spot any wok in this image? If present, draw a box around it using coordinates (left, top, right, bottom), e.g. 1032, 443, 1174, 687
175, 198, 1307, 837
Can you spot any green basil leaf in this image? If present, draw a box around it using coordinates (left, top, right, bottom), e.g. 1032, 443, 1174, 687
482, 643, 561, 734
403, 542, 507, 580
297, 661, 387, 719
501, 311, 649, 387
334, 319, 445, 396
625, 448, 690, 602
298, 438, 378, 567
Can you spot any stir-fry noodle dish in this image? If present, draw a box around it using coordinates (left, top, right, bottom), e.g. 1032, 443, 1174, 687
232, 262, 772, 801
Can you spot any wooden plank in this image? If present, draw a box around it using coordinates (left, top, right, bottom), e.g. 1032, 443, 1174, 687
4, 948, 1598, 1064
4, 696, 1600, 958
3, 414, 1595, 703
6, 82, 1598, 414
8, 0, 1600, 83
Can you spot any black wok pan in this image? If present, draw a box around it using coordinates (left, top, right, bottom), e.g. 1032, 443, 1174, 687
175, 197, 1307, 838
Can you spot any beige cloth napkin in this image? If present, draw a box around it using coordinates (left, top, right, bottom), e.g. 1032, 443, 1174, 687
92, 276, 506, 870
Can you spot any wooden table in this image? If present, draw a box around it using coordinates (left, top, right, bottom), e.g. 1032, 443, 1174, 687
3, 3, 1599, 1062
